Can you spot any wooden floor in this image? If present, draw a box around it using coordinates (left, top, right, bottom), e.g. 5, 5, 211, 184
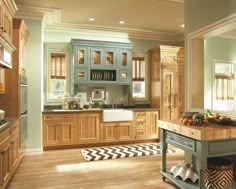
8, 146, 184, 189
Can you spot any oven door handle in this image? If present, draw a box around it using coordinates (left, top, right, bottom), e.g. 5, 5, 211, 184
21, 113, 27, 117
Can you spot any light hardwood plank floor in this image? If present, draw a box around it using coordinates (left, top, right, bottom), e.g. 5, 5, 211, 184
8, 147, 184, 189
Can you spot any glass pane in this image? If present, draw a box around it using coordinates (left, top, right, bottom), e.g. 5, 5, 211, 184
122, 52, 127, 66
132, 81, 145, 98
93, 51, 101, 64
106, 52, 113, 65
78, 71, 85, 78
78, 50, 84, 64
121, 72, 128, 79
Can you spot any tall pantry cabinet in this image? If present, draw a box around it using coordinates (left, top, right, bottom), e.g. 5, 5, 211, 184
0, 19, 29, 158
150, 45, 184, 120
1, 19, 29, 117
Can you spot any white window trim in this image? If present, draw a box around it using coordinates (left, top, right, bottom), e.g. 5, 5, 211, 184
130, 54, 149, 102
44, 45, 70, 105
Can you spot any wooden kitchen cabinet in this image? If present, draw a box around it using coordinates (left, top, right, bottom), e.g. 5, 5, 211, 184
0, 0, 17, 69
149, 45, 184, 120
76, 112, 100, 144
161, 46, 184, 120
102, 121, 133, 142
0, 18, 29, 117
13, 18, 29, 76
0, 0, 16, 43
43, 113, 76, 147
0, 69, 4, 94
133, 110, 159, 139
146, 111, 159, 138
133, 111, 147, 139
0, 128, 11, 189
0, 119, 20, 189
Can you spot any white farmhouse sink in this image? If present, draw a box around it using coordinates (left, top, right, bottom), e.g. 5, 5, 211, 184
103, 109, 133, 122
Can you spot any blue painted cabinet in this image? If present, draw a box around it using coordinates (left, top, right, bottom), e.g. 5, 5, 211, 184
71, 39, 132, 84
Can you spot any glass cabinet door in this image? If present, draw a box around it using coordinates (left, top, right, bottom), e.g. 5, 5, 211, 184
119, 49, 131, 68
118, 69, 131, 83
74, 68, 88, 81
75, 47, 88, 67
106, 51, 114, 65
91, 48, 102, 66
122, 52, 127, 66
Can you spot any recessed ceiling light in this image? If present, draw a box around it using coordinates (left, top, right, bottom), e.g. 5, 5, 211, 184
181, 24, 185, 28
120, 21, 125, 24
89, 17, 95, 21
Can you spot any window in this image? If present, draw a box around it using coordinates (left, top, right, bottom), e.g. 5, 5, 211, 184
131, 55, 148, 101
213, 61, 235, 111
45, 44, 70, 104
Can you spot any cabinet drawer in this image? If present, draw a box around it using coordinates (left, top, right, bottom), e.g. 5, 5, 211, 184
134, 129, 146, 139
11, 121, 19, 134
134, 112, 146, 118
44, 114, 75, 120
166, 131, 196, 152
0, 127, 11, 144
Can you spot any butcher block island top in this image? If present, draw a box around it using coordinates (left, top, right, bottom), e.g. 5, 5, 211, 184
158, 119, 236, 141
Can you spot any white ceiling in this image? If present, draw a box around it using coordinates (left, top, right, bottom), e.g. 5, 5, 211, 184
14, 0, 185, 41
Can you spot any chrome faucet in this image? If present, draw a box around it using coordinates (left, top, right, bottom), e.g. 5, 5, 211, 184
111, 99, 117, 109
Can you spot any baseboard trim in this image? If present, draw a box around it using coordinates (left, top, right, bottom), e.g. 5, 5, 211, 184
25, 148, 43, 155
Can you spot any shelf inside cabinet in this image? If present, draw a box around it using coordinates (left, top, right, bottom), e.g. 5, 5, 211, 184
90, 69, 116, 81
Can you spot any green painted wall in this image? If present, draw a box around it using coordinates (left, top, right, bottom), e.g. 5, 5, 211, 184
25, 19, 43, 151
184, 0, 236, 110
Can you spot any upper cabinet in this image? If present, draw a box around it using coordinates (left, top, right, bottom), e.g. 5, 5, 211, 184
13, 19, 29, 76
0, 0, 17, 69
71, 39, 132, 85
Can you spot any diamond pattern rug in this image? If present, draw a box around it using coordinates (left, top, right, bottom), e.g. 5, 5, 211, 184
81, 143, 175, 161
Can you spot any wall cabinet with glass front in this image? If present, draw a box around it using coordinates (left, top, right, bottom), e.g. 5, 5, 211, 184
71, 39, 132, 84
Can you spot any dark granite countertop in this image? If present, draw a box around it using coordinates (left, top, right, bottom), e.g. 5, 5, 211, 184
42, 107, 160, 113
0, 117, 18, 131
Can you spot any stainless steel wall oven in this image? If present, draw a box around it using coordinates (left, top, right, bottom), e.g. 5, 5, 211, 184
20, 75, 27, 148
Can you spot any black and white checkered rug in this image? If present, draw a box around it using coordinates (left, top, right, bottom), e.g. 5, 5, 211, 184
81, 143, 175, 161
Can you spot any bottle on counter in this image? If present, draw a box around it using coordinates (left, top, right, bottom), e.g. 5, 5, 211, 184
89, 96, 93, 109
62, 96, 69, 110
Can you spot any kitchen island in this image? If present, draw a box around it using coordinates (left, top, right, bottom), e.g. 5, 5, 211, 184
159, 120, 236, 189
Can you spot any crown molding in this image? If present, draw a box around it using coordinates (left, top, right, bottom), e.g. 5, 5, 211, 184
45, 23, 184, 42
15, 3, 184, 42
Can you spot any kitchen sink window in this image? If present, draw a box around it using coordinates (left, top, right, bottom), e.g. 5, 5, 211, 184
213, 61, 235, 111
45, 43, 70, 104
131, 55, 148, 101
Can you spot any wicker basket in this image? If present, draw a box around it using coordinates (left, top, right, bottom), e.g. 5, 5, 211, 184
205, 157, 233, 189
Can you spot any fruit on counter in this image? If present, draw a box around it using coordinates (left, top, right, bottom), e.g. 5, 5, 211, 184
192, 113, 205, 126
206, 109, 231, 120
179, 116, 208, 126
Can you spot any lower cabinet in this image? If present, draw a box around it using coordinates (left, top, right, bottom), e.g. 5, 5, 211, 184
102, 121, 133, 142
147, 111, 159, 138
42, 110, 159, 150
0, 119, 20, 189
76, 112, 100, 144
133, 110, 159, 139
133, 111, 147, 139
43, 113, 76, 147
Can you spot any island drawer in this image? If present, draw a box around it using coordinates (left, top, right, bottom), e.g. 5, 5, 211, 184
166, 131, 196, 152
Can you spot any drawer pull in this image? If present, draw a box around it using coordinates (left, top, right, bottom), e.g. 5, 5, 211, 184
184, 141, 192, 148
